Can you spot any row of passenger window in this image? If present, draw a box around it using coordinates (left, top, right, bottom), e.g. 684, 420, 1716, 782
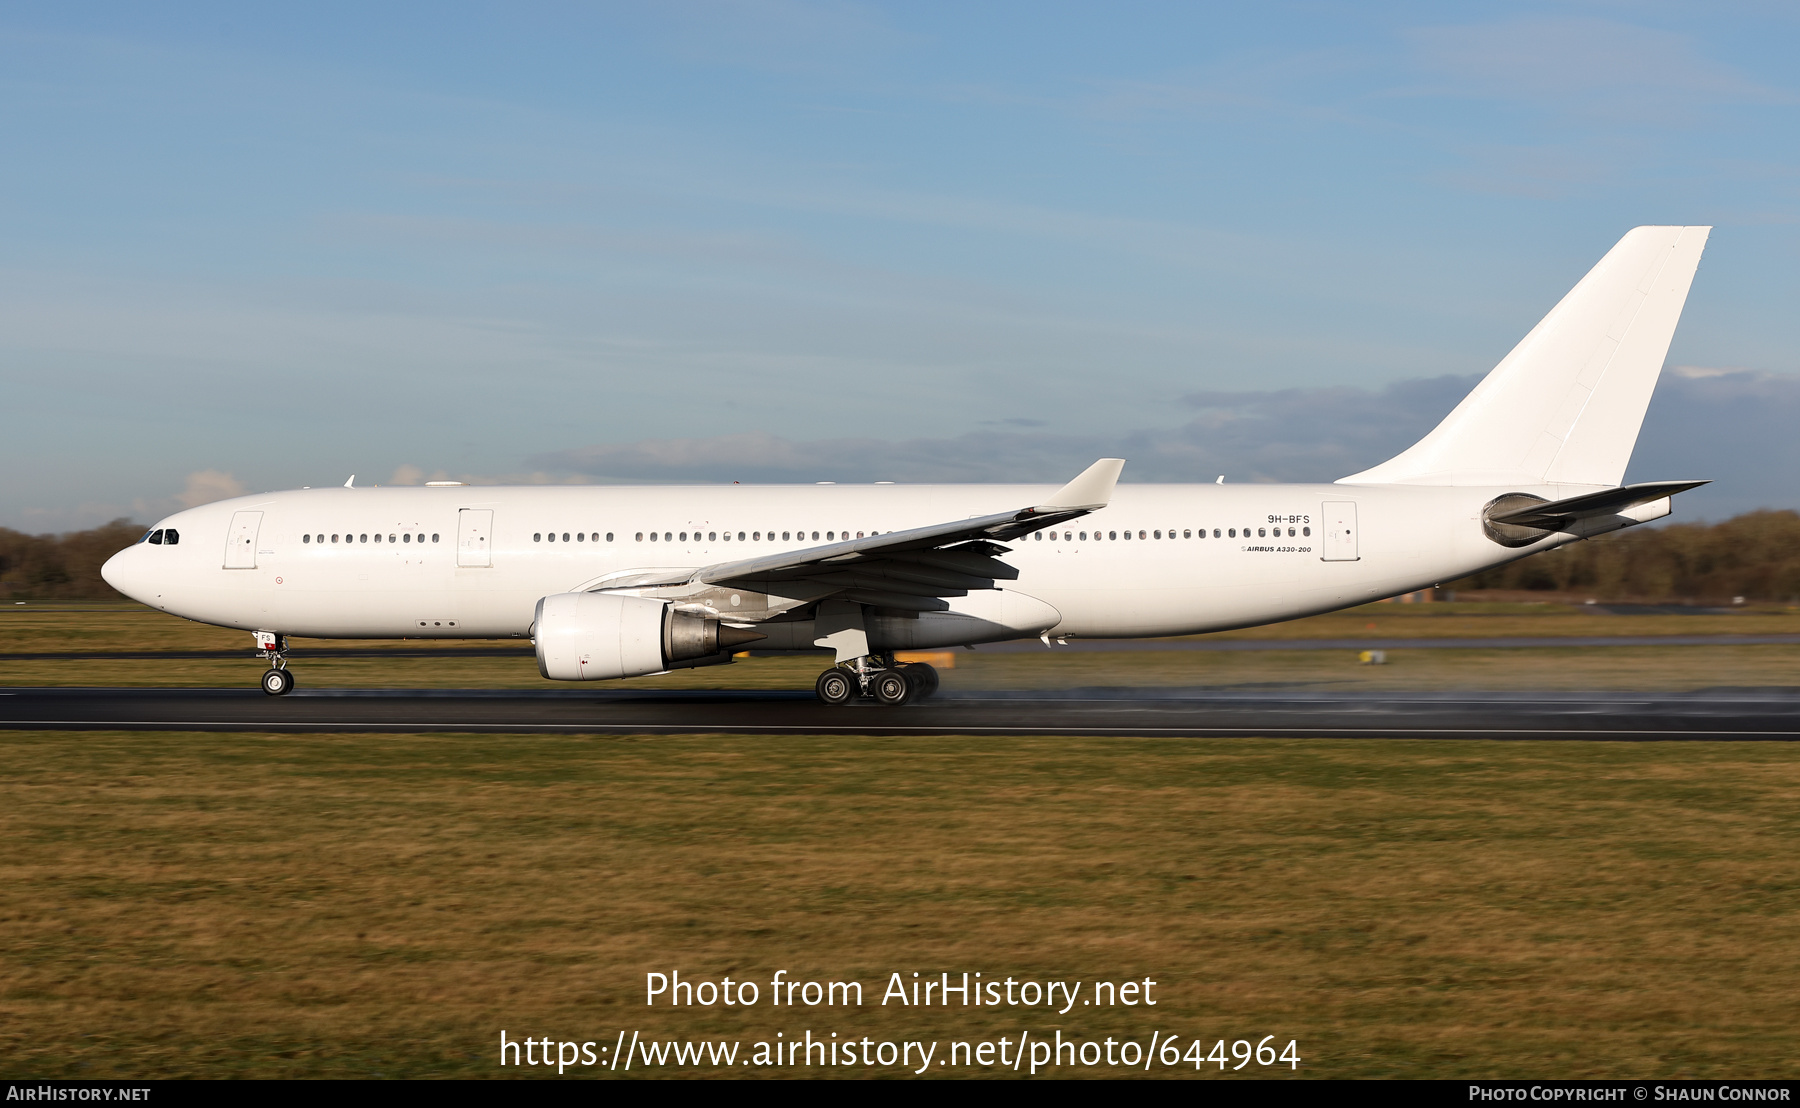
533, 530, 874, 544
1035, 526, 1311, 541
640, 529, 866, 543
522, 524, 1311, 548
525, 525, 1310, 546
140, 529, 180, 545
302, 532, 440, 545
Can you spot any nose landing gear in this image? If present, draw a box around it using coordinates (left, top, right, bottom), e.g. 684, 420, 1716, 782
255, 631, 295, 696
261, 667, 295, 696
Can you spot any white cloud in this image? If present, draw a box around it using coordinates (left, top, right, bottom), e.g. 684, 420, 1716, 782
174, 469, 246, 508
524, 369, 1800, 522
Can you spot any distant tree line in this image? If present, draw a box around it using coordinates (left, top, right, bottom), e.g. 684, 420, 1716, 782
0, 519, 146, 600
6, 511, 1800, 604
1452, 510, 1800, 602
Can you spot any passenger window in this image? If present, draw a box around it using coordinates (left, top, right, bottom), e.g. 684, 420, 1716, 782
303, 534, 311, 544
1110, 531, 1118, 540
577, 533, 585, 542
401, 533, 409, 543
680, 532, 688, 542
737, 532, 745, 541
536, 533, 543, 542
1303, 526, 1311, 537
708, 532, 717, 541
1033, 532, 1041, 541
1183, 530, 1191, 539
1229, 528, 1236, 538
753, 532, 761, 541
1079, 531, 1087, 541
826, 532, 834, 541
1140, 530, 1147, 540
432, 533, 440, 542
635, 533, 644, 542
665, 532, 672, 542
649, 532, 658, 542
562, 533, 570, 542
360, 534, 368, 543
722, 532, 730, 541
605, 533, 613, 542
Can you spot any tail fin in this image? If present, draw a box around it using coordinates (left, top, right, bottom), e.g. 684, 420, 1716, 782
1341, 226, 1710, 487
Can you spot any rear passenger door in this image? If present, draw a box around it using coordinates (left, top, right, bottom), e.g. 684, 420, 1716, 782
1321, 501, 1358, 562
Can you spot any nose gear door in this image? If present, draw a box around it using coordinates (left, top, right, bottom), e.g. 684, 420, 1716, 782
224, 511, 263, 569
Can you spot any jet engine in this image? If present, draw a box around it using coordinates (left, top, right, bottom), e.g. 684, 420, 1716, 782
534, 592, 765, 681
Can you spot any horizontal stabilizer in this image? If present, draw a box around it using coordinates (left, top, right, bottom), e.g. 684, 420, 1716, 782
1489, 480, 1709, 529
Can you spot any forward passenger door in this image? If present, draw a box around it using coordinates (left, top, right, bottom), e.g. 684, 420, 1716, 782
224, 511, 262, 569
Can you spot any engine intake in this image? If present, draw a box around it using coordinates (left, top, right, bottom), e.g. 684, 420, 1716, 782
534, 592, 765, 681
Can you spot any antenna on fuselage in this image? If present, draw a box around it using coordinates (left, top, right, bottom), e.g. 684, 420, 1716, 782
344, 475, 355, 488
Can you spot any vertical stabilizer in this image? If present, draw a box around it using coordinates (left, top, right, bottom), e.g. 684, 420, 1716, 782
1341, 226, 1710, 487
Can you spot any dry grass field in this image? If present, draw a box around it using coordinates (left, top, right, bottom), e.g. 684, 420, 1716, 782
4, 602, 1800, 1079
3, 729, 1800, 1079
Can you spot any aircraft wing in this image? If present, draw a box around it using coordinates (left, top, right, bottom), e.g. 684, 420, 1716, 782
1488, 480, 1710, 529
686, 458, 1124, 612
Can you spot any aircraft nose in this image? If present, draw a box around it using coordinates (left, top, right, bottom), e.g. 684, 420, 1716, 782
101, 546, 150, 603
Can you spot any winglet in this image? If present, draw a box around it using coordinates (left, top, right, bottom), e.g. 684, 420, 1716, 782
1040, 458, 1124, 511
344, 475, 356, 488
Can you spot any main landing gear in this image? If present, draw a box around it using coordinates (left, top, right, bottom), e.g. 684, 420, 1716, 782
815, 655, 939, 706
255, 631, 296, 696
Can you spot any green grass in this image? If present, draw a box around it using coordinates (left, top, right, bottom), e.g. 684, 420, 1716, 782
4, 729, 1800, 1078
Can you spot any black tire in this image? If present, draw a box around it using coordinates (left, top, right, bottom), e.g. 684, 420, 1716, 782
261, 668, 295, 696
901, 662, 939, 699
872, 668, 912, 706
815, 668, 856, 705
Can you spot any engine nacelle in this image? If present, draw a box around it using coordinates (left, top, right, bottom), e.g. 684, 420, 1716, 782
534, 592, 765, 681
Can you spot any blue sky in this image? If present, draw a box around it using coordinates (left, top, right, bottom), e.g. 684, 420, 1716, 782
3, 1, 1798, 529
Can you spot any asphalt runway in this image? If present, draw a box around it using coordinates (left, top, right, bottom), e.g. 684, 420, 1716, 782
5, 686, 1800, 739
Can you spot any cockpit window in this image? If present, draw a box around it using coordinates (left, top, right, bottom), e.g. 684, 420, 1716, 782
142, 530, 160, 544
163, 529, 179, 545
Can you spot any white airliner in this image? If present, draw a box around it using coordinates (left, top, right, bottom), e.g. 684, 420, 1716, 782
103, 226, 1711, 704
